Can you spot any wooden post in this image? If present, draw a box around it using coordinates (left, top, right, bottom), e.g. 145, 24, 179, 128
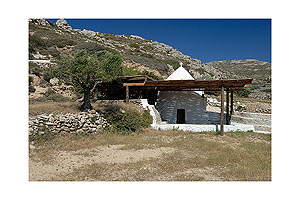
126, 86, 129, 103
226, 88, 230, 125
220, 86, 225, 136
230, 90, 234, 124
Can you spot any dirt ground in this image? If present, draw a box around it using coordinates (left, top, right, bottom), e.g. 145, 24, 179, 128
29, 130, 271, 181
29, 144, 174, 181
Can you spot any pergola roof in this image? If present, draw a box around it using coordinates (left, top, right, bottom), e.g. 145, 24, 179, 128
121, 75, 253, 91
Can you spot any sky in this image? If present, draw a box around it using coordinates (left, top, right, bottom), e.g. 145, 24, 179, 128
48, 19, 271, 63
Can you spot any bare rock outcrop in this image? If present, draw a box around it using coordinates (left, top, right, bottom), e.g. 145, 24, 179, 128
56, 18, 72, 30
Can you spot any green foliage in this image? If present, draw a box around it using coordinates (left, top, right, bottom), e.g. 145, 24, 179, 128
236, 87, 252, 98
44, 88, 56, 97
54, 50, 123, 91
260, 88, 271, 93
43, 67, 56, 82
140, 52, 153, 58
142, 45, 154, 51
75, 42, 118, 55
129, 43, 140, 49
105, 108, 152, 134
29, 34, 47, 52
122, 66, 163, 80
53, 50, 123, 110
162, 59, 180, 69
39, 49, 49, 56
195, 67, 206, 75
29, 75, 36, 93
29, 76, 33, 85
141, 109, 153, 128
140, 70, 163, 80
46, 94, 70, 102
250, 83, 261, 90
29, 85, 36, 93
29, 131, 57, 143
50, 38, 76, 48
121, 66, 140, 76
48, 47, 60, 58
29, 62, 42, 76
29, 31, 76, 56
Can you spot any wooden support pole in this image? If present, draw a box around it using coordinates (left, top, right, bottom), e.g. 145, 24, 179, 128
226, 88, 230, 125
230, 90, 234, 124
220, 86, 225, 136
126, 86, 129, 103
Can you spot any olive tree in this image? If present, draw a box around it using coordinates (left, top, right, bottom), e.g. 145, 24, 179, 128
54, 49, 123, 110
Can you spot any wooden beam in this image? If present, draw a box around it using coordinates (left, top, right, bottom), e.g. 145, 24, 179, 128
220, 86, 225, 136
126, 86, 129, 103
123, 83, 145, 87
230, 90, 234, 124
226, 88, 230, 125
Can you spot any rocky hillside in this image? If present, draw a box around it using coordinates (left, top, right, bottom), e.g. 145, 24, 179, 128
205, 60, 271, 99
29, 18, 271, 99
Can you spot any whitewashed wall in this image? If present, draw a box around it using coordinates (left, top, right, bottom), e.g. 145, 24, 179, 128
155, 91, 218, 124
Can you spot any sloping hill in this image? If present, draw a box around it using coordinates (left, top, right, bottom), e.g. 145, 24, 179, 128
29, 18, 271, 99
205, 60, 271, 99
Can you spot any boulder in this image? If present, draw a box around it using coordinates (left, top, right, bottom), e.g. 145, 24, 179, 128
80, 29, 97, 38
29, 74, 41, 86
29, 145, 36, 151
50, 78, 59, 86
56, 19, 72, 30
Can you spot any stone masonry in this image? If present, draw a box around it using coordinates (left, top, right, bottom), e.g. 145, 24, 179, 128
29, 111, 109, 136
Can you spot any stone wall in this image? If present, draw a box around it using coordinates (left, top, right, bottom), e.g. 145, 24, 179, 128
231, 111, 271, 134
29, 111, 109, 136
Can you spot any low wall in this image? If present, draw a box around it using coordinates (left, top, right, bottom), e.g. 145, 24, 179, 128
151, 124, 255, 133
231, 111, 272, 134
29, 111, 109, 136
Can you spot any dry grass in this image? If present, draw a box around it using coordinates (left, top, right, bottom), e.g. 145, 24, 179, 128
29, 130, 271, 181
29, 101, 142, 117
29, 101, 81, 116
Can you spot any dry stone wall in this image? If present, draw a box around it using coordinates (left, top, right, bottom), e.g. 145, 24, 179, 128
29, 111, 109, 136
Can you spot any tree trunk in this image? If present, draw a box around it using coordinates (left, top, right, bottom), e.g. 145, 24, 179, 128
80, 90, 92, 111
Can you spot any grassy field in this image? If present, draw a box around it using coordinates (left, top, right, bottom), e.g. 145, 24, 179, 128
29, 130, 271, 181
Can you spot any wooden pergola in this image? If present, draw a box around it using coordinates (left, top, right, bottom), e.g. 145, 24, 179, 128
121, 75, 252, 136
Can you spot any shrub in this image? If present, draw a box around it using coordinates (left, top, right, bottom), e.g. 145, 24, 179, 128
39, 49, 49, 56
105, 108, 152, 134
43, 67, 56, 82
46, 94, 69, 102
75, 42, 116, 55
236, 87, 251, 98
29, 62, 42, 76
122, 66, 163, 80
195, 67, 206, 75
29, 76, 33, 85
143, 45, 154, 51
162, 59, 180, 69
260, 88, 271, 93
29, 131, 57, 142
29, 34, 47, 51
51, 38, 76, 48
141, 109, 153, 128
129, 43, 140, 49
140, 70, 163, 80
44, 88, 56, 97
29, 85, 36, 93
48, 47, 60, 58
